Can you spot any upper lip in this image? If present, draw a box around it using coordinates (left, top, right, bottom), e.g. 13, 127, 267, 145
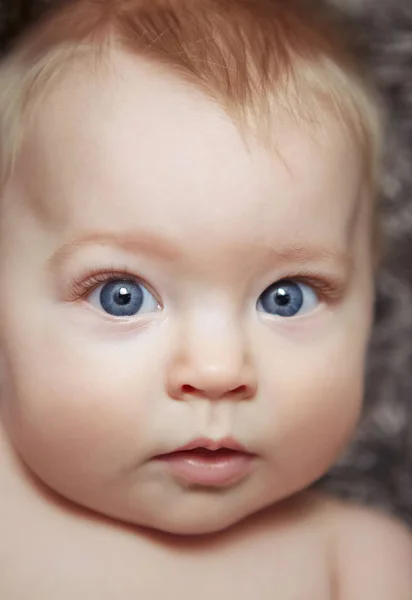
170, 437, 250, 454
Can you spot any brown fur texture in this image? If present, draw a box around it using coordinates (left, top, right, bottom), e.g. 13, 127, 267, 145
1, 0, 411, 525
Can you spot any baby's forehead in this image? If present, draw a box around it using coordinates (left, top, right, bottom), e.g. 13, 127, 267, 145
14, 49, 363, 242
26, 47, 358, 149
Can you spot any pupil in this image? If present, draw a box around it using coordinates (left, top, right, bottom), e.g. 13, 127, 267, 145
116, 287, 132, 305
275, 288, 290, 306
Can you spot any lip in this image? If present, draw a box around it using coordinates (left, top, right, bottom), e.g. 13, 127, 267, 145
154, 437, 255, 488
174, 437, 249, 454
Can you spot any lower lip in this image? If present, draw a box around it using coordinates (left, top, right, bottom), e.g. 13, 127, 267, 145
156, 450, 254, 487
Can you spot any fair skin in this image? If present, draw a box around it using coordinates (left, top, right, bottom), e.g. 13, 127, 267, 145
0, 50, 411, 598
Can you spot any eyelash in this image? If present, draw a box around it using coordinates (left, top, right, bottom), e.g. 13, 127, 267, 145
68, 269, 155, 302
67, 268, 344, 305
284, 269, 345, 304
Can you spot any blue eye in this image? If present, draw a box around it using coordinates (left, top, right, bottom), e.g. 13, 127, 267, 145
257, 280, 318, 317
88, 279, 160, 317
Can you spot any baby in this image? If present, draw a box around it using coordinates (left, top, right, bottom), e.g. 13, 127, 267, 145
0, 0, 411, 597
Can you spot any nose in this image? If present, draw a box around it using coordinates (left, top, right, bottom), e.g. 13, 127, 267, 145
166, 313, 258, 401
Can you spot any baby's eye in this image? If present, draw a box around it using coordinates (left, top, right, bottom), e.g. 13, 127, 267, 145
88, 279, 160, 317
257, 280, 318, 318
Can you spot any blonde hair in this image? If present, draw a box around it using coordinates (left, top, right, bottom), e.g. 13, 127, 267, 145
0, 0, 382, 196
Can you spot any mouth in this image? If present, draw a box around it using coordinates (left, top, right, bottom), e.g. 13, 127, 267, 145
154, 438, 255, 488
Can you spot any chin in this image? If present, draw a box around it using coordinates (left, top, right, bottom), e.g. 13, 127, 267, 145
135, 499, 264, 536
143, 514, 241, 536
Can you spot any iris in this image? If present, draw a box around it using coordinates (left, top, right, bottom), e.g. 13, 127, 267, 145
258, 280, 316, 317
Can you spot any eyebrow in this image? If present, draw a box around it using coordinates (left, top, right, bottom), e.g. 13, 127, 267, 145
48, 231, 183, 269
264, 244, 353, 273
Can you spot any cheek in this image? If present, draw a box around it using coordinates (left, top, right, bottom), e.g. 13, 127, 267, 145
0, 322, 164, 484
259, 328, 367, 487
276, 363, 363, 463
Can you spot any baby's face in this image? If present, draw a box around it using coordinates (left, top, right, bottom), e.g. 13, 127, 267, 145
0, 51, 374, 535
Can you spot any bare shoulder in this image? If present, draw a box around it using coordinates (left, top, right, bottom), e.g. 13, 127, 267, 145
314, 491, 412, 599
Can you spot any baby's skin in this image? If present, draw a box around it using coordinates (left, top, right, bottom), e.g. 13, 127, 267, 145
0, 50, 411, 599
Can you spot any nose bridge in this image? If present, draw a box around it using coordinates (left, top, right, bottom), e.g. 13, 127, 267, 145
167, 306, 257, 400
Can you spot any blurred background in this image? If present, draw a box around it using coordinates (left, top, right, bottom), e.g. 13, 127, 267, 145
1, 0, 411, 526
318, 0, 412, 527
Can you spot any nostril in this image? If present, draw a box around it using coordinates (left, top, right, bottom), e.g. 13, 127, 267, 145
181, 384, 198, 395
227, 384, 248, 398
180, 383, 251, 400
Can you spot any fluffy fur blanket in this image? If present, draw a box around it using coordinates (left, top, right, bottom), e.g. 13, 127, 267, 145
319, 0, 412, 527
